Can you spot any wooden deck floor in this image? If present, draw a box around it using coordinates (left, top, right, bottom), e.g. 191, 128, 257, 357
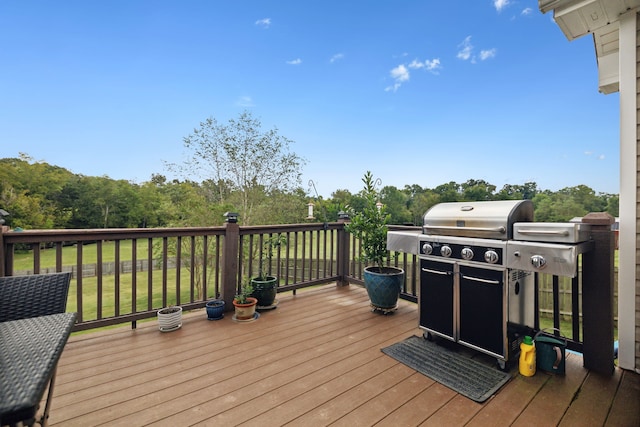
50, 284, 640, 426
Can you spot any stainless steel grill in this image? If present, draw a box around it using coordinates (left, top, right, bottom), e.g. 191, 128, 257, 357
386, 200, 594, 369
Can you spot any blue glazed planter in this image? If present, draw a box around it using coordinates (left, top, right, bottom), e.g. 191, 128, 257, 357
363, 266, 404, 310
205, 299, 225, 320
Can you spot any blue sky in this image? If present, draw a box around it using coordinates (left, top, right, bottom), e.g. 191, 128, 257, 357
0, 0, 620, 198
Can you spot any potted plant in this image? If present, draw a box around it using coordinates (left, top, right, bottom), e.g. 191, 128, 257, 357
250, 234, 286, 309
233, 281, 258, 321
205, 299, 225, 320
345, 171, 405, 313
157, 305, 183, 332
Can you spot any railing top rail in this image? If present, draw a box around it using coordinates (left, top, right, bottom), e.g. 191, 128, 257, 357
2, 227, 227, 243
238, 222, 343, 235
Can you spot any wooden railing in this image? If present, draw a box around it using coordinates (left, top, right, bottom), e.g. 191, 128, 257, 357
0, 215, 616, 374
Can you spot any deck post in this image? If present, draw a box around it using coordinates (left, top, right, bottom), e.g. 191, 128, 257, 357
0, 225, 6, 277
581, 212, 615, 375
221, 213, 240, 311
336, 212, 350, 286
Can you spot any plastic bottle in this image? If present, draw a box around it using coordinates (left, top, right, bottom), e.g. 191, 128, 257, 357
519, 335, 536, 376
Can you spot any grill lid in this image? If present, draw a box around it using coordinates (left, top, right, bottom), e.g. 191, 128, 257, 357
422, 200, 533, 240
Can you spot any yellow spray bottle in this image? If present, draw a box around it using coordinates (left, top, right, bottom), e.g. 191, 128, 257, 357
519, 335, 536, 376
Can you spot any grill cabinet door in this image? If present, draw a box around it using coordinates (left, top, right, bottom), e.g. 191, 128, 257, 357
419, 259, 455, 340
458, 265, 505, 358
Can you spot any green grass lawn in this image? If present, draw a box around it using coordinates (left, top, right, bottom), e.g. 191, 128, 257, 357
12, 240, 161, 271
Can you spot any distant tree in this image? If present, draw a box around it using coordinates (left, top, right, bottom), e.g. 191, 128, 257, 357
170, 110, 306, 225
461, 179, 496, 201
558, 185, 605, 213
409, 191, 440, 225
532, 191, 586, 222
380, 185, 412, 224
495, 182, 539, 200
433, 181, 462, 202
253, 188, 309, 225
604, 194, 619, 217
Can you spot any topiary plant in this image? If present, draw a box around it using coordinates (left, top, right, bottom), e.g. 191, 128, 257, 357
345, 171, 391, 270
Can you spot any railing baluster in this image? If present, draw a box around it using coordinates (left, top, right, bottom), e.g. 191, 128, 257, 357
572, 267, 580, 342
162, 237, 168, 308
176, 236, 182, 305
147, 238, 153, 312
132, 239, 137, 315
33, 243, 40, 274
76, 242, 83, 323
97, 240, 103, 319
284, 232, 291, 287
114, 240, 120, 317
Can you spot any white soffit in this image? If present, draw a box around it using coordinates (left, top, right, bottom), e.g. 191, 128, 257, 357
549, 0, 640, 40
539, 0, 640, 94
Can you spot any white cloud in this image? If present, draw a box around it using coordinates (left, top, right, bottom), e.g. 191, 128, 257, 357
458, 37, 496, 63
586, 151, 606, 160
391, 64, 409, 81
236, 96, 255, 107
521, 7, 533, 15
386, 57, 442, 91
494, 0, 510, 12
479, 49, 497, 60
457, 36, 473, 61
330, 53, 344, 63
286, 58, 302, 65
385, 64, 410, 92
408, 58, 441, 74
255, 18, 271, 29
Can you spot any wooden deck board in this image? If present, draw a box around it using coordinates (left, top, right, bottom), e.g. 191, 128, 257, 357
605, 369, 640, 427
559, 367, 623, 427
378, 382, 456, 426
511, 353, 589, 427
46, 284, 639, 427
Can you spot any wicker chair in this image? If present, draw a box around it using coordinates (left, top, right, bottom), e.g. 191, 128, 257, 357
0, 272, 72, 323
0, 272, 73, 427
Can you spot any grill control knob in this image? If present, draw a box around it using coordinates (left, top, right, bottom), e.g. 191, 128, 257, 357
484, 250, 499, 264
461, 247, 474, 260
421, 243, 433, 255
531, 255, 546, 270
440, 245, 452, 257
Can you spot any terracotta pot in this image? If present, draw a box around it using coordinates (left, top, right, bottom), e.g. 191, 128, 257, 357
233, 297, 258, 320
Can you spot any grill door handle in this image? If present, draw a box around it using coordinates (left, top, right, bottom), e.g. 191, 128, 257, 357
515, 229, 570, 236
421, 268, 450, 275
460, 274, 500, 285
423, 225, 506, 234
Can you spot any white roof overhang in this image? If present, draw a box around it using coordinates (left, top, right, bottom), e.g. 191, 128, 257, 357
539, 0, 640, 94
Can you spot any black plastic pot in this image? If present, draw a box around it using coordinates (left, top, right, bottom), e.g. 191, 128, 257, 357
250, 276, 278, 307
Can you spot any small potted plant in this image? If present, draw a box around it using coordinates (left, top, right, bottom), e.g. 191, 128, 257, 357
233, 281, 258, 321
345, 171, 404, 313
250, 234, 286, 308
157, 305, 183, 332
205, 299, 225, 320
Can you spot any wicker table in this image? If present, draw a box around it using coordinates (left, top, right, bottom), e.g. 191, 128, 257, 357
0, 312, 76, 426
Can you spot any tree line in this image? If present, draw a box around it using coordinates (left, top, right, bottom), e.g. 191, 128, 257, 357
0, 155, 618, 230
0, 112, 618, 230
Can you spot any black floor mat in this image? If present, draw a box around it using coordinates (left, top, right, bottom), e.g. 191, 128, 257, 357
381, 335, 512, 403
